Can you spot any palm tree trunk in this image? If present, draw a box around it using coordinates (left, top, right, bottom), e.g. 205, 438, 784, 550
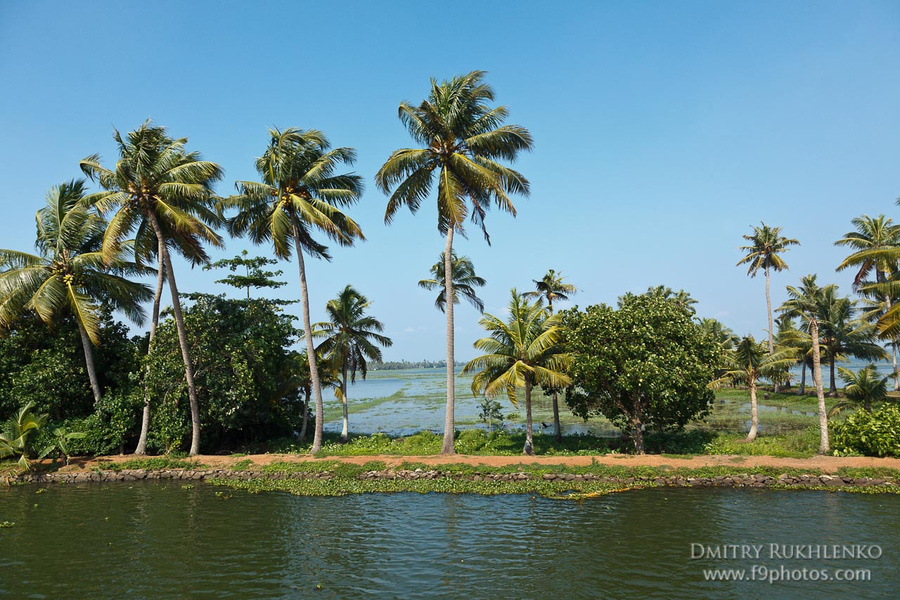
893, 344, 899, 392
76, 321, 102, 405
765, 266, 778, 393
135, 251, 165, 455
799, 361, 806, 396
548, 300, 562, 443
291, 213, 325, 454
746, 379, 758, 442
441, 227, 456, 455
340, 367, 349, 443
811, 318, 829, 454
148, 213, 202, 456
829, 359, 837, 397
299, 389, 310, 443
523, 378, 535, 455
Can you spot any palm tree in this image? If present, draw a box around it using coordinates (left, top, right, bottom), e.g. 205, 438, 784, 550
829, 365, 890, 416
377, 70, 533, 454
0, 402, 47, 470
462, 290, 571, 455
523, 269, 577, 441
781, 275, 830, 453
698, 318, 739, 351
737, 223, 800, 362
80, 122, 224, 455
0, 181, 152, 405
227, 127, 364, 454
774, 315, 812, 395
720, 336, 797, 441
816, 287, 886, 396
315, 285, 392, 442
418, 252, 486, 313
836, 215, 900, 390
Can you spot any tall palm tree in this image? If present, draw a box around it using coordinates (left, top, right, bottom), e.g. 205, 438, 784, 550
836, 215, 900, 390
720, 336, 797, 442
377, 70, 533, 454
737, 223, 800, 362
227, 127, 364, 454
418, 252, 486, 313
80, 123, 224, 455
0, 180, 152, 405
523, 269, 576, 441
462, 290, 571, 455
780, 275, 830, 453
315, 285, 392, 442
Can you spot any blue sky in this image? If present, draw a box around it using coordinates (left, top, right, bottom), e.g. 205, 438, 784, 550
1, 1, 898, 361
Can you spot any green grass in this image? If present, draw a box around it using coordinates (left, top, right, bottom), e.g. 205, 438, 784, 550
94, 457, 208, 472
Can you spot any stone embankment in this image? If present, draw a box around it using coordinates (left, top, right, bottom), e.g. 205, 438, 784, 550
10, 468, 894, 490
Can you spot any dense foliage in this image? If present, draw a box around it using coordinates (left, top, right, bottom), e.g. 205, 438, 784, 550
562, 294, 720, 453
832, 404, 900, 457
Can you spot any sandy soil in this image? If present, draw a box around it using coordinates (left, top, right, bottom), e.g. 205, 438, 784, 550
58, 453, 900, 473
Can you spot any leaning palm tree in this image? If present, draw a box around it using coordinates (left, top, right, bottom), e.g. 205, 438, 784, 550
0, 180, 152, 405
227, 127, 364, 454
463, 290, 571, 455
81, 122, 224, 455
720, 336, 797, 442
418, 252, 486, 313
780, 275, 830, 453
829, 365, 890, 416
523, 269, 576, 442
315, 285, 392, 442
737, 223, 800, 361
377, 70, 533, 454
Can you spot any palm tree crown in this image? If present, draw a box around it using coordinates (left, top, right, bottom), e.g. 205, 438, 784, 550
523, 269, 577, 313
418, 252, 486, 313
835, 215, 900, 289
376, 70, 533, 240
737, 222, 799, 276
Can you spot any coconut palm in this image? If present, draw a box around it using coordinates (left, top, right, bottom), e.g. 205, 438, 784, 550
829, 365, 890, 416
227, 127, 364, 454
315, 285, 392, 442
462, 290, 571, 455
698, 318, 739, 351
418, 252, 486, 313
80, 122, 224, 455
0, 181, 152, 405
377, 70, 533, 454
720, 336, 797, 441
737, 223, 799, 360
780, 275, 830, 453
816, 287, 886, 396
836, 215, 900, 390
523, 269, 577, 441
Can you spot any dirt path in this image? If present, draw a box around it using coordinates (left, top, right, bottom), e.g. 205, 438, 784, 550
62, 453, 900, 473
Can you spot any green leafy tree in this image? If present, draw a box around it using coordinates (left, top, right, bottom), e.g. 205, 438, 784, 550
523, 269, 577, 442
478, 398, 505, 433
0, 180, 151, 405
562, 294, 719, 454
737, 223, 799, 360
144, 294, 302, 452
227, 127, 364, 454
377, 71, 533, 454
463, 290, 571, 455
829, 365, 890, 416
418, 252, 486, 313
204, 250, 287, 299
718, 336, 797, 441
314, 285, 392, 442
81, 122, 224, 455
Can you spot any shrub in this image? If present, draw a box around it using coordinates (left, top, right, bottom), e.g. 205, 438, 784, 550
832, 405, 900, 457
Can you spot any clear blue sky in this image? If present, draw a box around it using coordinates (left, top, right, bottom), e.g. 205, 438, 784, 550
1, 1, 898, 361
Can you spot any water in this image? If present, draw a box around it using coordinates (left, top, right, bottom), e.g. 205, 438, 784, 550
1, 483, 898, 598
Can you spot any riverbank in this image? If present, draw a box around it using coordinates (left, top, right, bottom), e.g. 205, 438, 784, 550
8, 454, 900, 498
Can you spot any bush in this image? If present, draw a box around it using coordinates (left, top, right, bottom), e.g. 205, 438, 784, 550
832, 405, 900, 457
